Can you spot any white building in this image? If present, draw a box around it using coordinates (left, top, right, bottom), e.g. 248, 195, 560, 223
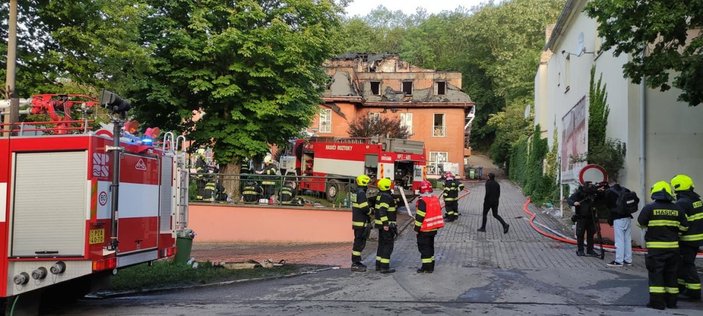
534, 0, 703, 245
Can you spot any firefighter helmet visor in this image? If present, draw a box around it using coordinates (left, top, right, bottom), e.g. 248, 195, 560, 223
650, 181, 673, 199
419, 180, 433, 194
356, 175, 371, 186
671, 174, 694, 192
377, 178, 392, 191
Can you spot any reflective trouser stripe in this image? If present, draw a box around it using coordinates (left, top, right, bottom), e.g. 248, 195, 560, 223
380, 258, 390, 263
649, 286, 666, 293
680, 233, 703, 241
352, 251, 361, 256
376, 256, 381, 262
444, 198, 457, 201
666, 287, 679, 294
421, 258, 432, 263
688, 283, 702, 290
352, 221, 367, 227
646, 241, 678, 248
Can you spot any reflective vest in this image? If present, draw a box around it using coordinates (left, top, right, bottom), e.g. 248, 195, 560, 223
415, 195, 444, 232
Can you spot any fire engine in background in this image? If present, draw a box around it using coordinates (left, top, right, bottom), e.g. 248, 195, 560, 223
0, 93, 189, 306
281, 137, 426, 201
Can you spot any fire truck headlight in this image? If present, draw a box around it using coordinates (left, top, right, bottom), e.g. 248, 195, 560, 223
31, 267, 47, 280
50, 261, 66, 274
13, 272, 29, 285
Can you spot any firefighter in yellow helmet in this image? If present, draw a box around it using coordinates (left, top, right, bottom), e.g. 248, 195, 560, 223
671, 174, 703, 300
638, 181, 688, 310
350, 175, 372, 272
374, 178, 397, 273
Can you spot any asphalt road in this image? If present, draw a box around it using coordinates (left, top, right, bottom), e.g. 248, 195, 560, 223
48, 180, 703, 315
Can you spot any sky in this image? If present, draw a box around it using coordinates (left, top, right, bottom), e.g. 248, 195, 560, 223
344, 0, 499, 17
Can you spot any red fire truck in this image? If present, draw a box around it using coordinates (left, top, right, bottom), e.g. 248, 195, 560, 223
282, 137, 426, 201
0, 94, 189, 304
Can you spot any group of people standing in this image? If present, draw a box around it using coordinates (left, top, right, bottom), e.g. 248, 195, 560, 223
350, 171, 510, 274
568, 174, 702, 310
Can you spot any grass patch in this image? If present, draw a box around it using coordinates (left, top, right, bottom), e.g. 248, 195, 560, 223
108, 260, 300, 292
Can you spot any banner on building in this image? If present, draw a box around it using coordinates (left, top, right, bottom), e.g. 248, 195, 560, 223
560, 96, 588, 183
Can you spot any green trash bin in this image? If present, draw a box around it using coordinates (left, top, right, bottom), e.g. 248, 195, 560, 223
469, 169, 476, 180
174, 229, 195, 264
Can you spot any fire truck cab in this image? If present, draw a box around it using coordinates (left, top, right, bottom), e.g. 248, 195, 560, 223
285, 137, 426, 201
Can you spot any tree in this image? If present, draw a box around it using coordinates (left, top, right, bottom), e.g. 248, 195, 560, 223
586, 0, 703, 106
0, 0, 152, 97
486, 99, 532, 166
132, 0, 344, 195
347, 115, 410, 139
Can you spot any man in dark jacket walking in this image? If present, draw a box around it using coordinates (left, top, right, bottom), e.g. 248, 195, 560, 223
478, 173, 509, 233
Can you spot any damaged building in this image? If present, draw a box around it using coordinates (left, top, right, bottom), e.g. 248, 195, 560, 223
309, 53, 475, 178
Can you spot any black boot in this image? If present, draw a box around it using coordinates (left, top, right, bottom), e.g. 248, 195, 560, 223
503, 224, 510, 234
351, 262, 367, 272
665, 293, 677, 309
647, 293, 666, 310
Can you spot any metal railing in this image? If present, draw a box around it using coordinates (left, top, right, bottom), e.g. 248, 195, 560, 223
189, 173, 355, 208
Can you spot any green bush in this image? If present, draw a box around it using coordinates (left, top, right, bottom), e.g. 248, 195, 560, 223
508, 124, 558, 205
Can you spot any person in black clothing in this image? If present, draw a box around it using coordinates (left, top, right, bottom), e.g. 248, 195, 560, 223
638, 181, 688, 310
478, 173, 509, 233
605, 183, 633, 267
374, 178, 397, 274
568, 182, 603, 257
351, 175, 372, 272
671, 174, 703, 300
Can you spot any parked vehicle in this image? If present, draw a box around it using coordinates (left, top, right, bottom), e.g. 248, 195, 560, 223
0, 94, 189, 307
281, 137, 426, 201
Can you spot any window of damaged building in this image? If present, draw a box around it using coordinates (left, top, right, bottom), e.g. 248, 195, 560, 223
370, 81, 381, 95
437, 81, 446, 95
402, 80, 413, 95
319, 108, 332, 133
433, 113, 446, 137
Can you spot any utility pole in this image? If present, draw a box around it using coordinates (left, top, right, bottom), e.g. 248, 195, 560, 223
3, 0, 19, 136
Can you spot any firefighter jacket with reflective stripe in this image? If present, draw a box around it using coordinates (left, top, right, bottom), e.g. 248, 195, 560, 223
280, 186, 294, 204
352, 187, 372, 229
675, 190, 703, 244
374, 191, 397, 228
638, 192, 688, 249
261, 165, 277, 185
442, 180, 460, 202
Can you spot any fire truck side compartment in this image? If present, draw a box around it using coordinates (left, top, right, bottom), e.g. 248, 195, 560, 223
11, 151, 88, 257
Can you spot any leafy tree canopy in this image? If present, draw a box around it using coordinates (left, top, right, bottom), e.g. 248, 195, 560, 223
586, 0, 703, 106
347, 115, 410, 139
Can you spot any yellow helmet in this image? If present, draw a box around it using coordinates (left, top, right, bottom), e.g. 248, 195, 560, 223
356, 175, 371, 186
650, 181, 673, 199
671, 174, 695, 192
377, 178, 392, 191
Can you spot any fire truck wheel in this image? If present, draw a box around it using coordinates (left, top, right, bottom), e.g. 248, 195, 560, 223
326, 179, 341, 202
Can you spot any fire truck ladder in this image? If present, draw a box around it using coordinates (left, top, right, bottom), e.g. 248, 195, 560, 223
162, 132, 189, 231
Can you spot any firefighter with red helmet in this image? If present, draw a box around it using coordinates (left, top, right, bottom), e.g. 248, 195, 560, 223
442, 172, 463, 222
638, 181, 688, 310
671, 174, 703, 300
374, 178, 397, 273
351, 175, 373, 272
414, 180, 444, 273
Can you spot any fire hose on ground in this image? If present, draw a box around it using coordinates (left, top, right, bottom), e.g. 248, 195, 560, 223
522, 198, 703, 259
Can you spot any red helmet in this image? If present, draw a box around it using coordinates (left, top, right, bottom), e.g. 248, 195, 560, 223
444, 171, 454, 181
419, 180, 433, 194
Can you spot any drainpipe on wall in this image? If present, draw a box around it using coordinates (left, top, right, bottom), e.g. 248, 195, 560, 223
638, 58, 647, 246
